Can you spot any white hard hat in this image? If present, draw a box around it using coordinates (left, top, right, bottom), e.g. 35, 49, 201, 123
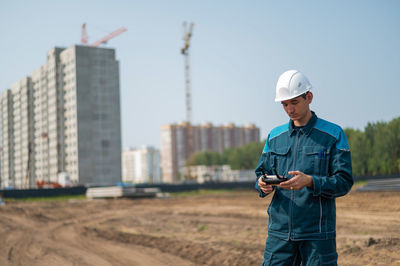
275, 70, 312, 102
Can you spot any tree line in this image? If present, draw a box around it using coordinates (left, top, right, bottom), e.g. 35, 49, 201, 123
186, 141, 264, 171
186, 116, 400, 177
344, 116, 400, 176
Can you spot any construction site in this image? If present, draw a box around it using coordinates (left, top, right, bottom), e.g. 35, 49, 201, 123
0, 185, 399, 265
1, 5, 399, 265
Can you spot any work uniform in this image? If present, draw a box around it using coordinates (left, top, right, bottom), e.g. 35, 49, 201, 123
255, 112, 353, 265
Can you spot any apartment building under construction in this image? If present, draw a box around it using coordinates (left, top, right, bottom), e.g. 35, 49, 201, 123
0, 45, 121, 188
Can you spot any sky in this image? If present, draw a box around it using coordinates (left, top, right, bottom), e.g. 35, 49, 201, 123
0, 0, 399, 150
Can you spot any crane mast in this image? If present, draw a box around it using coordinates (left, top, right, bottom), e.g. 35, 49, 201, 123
81, 23, 88, 44
181, 22, 194, 124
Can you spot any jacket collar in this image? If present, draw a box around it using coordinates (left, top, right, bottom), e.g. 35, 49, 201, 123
289, 111, 317, 136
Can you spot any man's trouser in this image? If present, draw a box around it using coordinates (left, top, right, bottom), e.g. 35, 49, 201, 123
262, 235, 338, 266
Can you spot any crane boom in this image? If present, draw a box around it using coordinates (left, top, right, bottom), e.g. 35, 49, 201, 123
181, 22, 194, 55
90, 27, 127, 47
80, 24, 127, 47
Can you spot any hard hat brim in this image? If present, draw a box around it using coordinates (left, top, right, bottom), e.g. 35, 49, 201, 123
274, 89, 311, 102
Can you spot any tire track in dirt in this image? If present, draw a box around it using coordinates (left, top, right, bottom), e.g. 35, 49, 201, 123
0, 201, 195, 266
83, 226, 261, 266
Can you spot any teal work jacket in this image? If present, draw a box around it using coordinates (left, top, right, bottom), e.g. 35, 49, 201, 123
255, 112, 353, 240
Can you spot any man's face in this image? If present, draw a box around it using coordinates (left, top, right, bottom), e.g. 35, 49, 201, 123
281, 92, 313, 124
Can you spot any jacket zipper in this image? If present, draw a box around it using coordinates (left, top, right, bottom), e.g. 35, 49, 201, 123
289, 130, 300, 240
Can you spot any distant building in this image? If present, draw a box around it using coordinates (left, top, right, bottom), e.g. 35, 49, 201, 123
122, 146, 161, 184
0, 45, 122, 188
161, 122, 260, 183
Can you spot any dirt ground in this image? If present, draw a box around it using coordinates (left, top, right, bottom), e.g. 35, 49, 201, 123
0, 187, 399, 266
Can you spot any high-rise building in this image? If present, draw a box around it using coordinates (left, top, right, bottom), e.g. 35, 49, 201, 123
161, 122, 260, 183
1, 89, 15, 188
122, 146, 161, 184
0, 45, 122, 188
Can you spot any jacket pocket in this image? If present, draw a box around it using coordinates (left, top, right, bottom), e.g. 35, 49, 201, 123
269, 146, 291, 175
302, 146, 328, 176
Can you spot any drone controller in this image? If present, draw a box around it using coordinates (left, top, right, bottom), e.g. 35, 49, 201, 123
260, 167, 288, 185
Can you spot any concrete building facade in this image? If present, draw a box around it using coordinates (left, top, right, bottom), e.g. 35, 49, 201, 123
1, 90, 14, 188
0, 45, 121, 188
122, 146, 161, 184
10, 77, 35, 188
161, 122, 260, 183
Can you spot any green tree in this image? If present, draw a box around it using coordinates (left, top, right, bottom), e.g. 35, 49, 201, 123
186, 141, 265, 170
345, 128, 368, 176
357, 117, 400, 175
386, 117, 400, 174
186, 151, 222, 166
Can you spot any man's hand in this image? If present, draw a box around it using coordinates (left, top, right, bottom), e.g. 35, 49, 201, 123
258, 176, 274, 194
278, 171, 313, 190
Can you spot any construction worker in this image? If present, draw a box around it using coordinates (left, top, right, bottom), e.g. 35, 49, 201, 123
255, 70, 353, 265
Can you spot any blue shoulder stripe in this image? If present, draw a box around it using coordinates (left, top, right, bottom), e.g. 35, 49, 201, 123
262, 139, 269, 153
270, 123, 289, 139
314, 118, 349, 150
263, 123, 289, 153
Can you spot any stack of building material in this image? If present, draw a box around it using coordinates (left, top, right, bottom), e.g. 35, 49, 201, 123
86, 186, 161, 199
356, 178, 400, 191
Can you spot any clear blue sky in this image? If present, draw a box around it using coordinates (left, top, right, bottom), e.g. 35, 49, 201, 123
1, 0, 399, 150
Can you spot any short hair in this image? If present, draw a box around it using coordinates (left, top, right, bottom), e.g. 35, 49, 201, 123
300, 91, 309, 99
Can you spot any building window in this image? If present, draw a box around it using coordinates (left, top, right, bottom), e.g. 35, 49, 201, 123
101, 140, 109, 148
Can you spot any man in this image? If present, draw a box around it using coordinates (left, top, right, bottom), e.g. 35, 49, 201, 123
255, 70, 353, 265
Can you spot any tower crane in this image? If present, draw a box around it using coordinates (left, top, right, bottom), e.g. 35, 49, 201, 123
181, 22, 194, 124
81, 23, 127, 47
